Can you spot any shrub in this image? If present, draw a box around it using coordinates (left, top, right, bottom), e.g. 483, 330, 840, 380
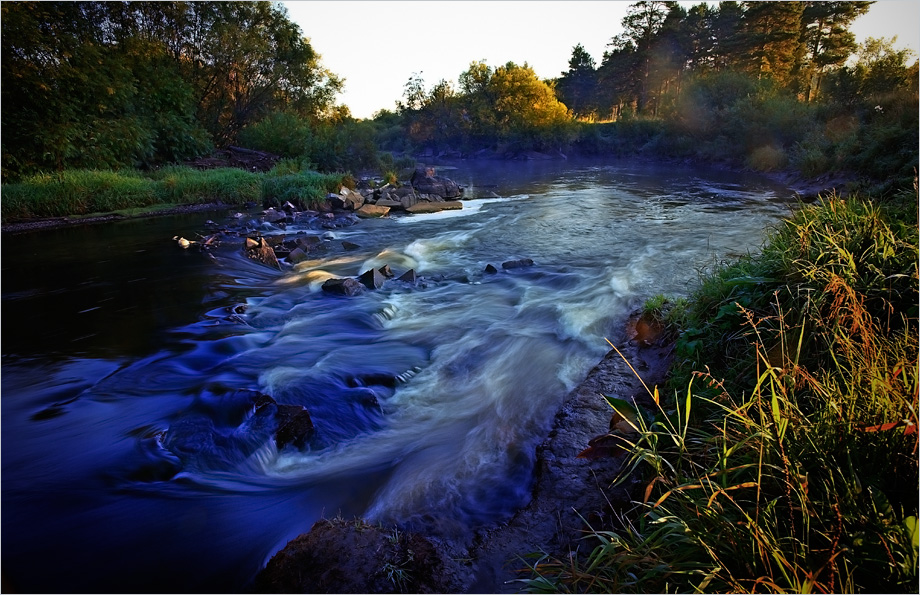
238, 111, 312, 158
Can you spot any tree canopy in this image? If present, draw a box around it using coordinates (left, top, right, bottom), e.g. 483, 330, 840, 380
1, 1, 342, 180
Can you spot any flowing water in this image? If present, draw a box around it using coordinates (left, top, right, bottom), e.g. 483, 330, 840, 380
1, 159, 793, 592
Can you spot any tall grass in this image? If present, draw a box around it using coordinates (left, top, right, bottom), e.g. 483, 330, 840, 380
1, 166, 347, 222
521, 191, 919, 593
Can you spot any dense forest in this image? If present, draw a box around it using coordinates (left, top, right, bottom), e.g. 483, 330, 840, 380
3, 0, 917, 191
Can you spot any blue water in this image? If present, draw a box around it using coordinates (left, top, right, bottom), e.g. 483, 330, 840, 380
1, 159, 793, 592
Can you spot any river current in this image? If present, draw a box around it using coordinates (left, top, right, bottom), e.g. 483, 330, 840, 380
1, 159, 793, 592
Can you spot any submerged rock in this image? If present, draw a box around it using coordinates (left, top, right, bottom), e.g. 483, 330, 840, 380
321, 277, 365, 296
502, 258, 534, 269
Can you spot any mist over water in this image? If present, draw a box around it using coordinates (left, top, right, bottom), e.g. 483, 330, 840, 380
1, 159, 792, 592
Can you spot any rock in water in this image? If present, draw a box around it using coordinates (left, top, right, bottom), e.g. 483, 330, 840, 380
356, 204, 390, 218
321, 278, 365, 296
358, 268, 386, 290
410, 167, 462, 199
244, 237, 281, 270
405, 201, 462, 214
274, 405, 315, 450
502, 258, 534, 270
397, 269, 417, 284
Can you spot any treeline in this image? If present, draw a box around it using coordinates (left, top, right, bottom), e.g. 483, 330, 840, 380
3, 1, 918, 191
1, 1, 343, 181
388, 1, 918, 189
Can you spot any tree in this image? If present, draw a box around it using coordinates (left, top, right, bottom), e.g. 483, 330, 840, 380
618, 0, 675, 113
557, 44, 598, 118
795, 1, 872, 101
1, 1, 344, 179
740, 1, 805, 85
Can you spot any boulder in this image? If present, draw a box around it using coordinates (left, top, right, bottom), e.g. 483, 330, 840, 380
406, 201, 462, 214
378, 264, 395, 278
341, 188, 365, 210
253, 517, 462, 594
262, 207, 286, 223
342, 241, 361, 251
274, 404, 315, 450
484, 264, 499, 274
358, 268, 386, 290
321, 278, 365, 296
375, 198, 404, 210
502, 258, 534, 269
397, 269, 417, 284
325, 193, 347, 210
410, 167, 462, 199
296, 235, 323, 250
356, 204, 390, 218
287, 247, 309, 264
244, 237, 281, 270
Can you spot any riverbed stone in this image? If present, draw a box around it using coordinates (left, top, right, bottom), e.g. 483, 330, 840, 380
244, 237, 281, 270
358, 268, 386, 290
406, 201, 462, 214
502, 258, 534, 269
356, 204, 390, 218
397, 269, 417, 284
321, 278, 365, 296
410, 167, 462, 199
274, 404, 315, 450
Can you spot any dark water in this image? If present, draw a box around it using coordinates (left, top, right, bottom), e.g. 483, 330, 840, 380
1, 159, 793, 592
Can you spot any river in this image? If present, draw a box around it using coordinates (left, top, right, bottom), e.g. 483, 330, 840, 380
1, 159, 793, 592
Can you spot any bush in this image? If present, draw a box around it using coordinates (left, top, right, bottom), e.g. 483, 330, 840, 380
238, 111, 312, 158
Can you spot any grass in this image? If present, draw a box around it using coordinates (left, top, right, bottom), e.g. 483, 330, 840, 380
1, 166, 347, 222
520, 189, 919, 593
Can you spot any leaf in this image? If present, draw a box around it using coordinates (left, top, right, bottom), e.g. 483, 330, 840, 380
904, 516, 919, 549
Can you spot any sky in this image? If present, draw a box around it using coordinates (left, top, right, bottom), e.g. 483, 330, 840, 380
282, 1, 920, 120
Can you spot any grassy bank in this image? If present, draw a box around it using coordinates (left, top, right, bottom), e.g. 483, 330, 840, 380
0, 165, 346, 223
524, 189, 919, 592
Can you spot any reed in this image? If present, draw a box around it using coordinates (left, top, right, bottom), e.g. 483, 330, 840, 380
521, 190, 919, 593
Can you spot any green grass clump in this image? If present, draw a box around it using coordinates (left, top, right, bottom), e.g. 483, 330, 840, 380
522, 191, 919, 593
2, 169, 157, 219
1, 166, 347, 223
152, 166, 261, 205
262, 171, 344, 209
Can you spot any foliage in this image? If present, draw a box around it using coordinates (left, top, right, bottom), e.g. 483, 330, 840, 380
1, 1, 342, 181
238, 111, 313, 159
521, 193, 919, 593
261, 171, 343, 209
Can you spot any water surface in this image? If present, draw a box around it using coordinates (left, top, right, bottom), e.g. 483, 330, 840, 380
1, 159, 793, 592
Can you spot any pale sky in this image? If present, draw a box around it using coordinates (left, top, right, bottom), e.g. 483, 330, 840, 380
282, 0, 920, 119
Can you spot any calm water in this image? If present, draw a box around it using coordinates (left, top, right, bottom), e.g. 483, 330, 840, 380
1, 159, 793, 592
